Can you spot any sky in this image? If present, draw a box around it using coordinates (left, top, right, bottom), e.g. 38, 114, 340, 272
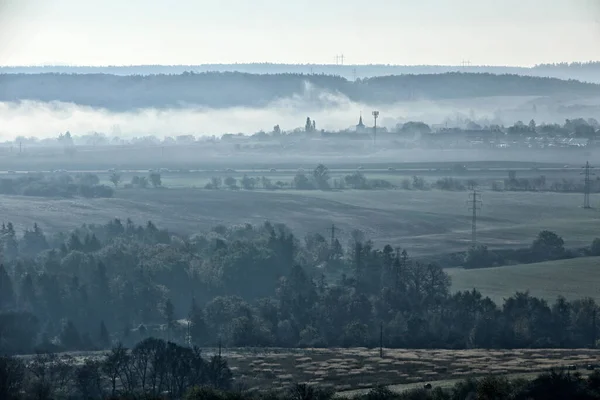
0, 0, 600, 67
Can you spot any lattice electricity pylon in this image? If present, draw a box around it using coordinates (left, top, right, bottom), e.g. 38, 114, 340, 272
581, 161, 595, 209
467, 189, 482, 245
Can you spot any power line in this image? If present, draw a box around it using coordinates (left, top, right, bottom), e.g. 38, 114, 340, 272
333, 54, 345, 65
467, 189, 482, 245
581, 161, 595, 209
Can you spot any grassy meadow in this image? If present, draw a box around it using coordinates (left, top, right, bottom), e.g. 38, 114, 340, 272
32, 347, 600, 395
163, 347, 600, 394
447, 257, 600, 304
4, 174, 599, 257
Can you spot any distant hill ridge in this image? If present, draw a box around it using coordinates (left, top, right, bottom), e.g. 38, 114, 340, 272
3, 62, 600, 82
0, 71, 598, 110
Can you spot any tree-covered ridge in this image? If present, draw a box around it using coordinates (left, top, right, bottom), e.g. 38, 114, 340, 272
1, 219, 600, 357
1, 72, 598, 110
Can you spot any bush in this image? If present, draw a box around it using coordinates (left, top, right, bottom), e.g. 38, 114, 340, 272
464, 244, 496, 269
345, 172, 368, 189
224, 176, 237, 189
0, 174, 113, 199
591, 238, 600, 256
0, 356, 25, 400
345, 172, 393, 190
79, 184, 114, 198
435, 177, 466, 191
412, 176, 427, 190
293, 173, 314, 190
240, 175, 256, 190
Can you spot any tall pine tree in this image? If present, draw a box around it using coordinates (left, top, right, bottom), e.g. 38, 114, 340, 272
189, 297, 207, 346
0, 264, 15, 310
99, 320, 110, 349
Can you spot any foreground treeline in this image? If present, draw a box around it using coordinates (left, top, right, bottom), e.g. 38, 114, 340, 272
3, 354, 600, 400
1, 219, 599, 355
0, 338, 232, 399
352, 371, 600, 400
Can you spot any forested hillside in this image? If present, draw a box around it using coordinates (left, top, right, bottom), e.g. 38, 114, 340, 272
1, 72, 598, 110
4, 61, 600, 83
2, 218, 600, 356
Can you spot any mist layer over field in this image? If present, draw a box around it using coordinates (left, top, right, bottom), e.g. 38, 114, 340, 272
0, 89, 593, 140
2, 72, 600, 139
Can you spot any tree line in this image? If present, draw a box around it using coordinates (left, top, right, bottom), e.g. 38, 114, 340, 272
0, 173, 114, 199
0, 338, 232, 399
205, 167, 392, 191
1, 219, 600, 357
2, 353, 600, 400
1, 72, 597, 110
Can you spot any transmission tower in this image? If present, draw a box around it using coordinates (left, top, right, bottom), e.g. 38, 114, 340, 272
581, 161, 595, 209
467, 189, 482, 245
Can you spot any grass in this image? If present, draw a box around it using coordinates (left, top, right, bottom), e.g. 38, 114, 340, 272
20, 344, 600, 397
170, 347, 600, 393
447, 257, 600, 304
2, 185, 600, 257
43, 347, 600, 394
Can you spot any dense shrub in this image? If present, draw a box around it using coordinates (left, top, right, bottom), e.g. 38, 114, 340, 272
0, 174, 113, 198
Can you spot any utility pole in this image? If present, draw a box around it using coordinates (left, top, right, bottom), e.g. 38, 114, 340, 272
372, 111, 379, 146
186, 311, 192, 347
593, 308, 597, 348
379, 321, 384, 358
582, 161, 594, 209
330, 224, 336, 248
467, 189, 482, 245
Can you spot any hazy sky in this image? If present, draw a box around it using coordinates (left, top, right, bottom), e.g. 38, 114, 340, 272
1, 0, 599, 66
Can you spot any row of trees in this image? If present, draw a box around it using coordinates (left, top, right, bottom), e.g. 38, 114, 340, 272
4, 72, 594, 110
3, 353, 600, 399
464, 230, 575, 269
398, 118, 600, 139
1, 218, 600, 356
0, 338, 232, 400
0, 173, 114, 199
204, 166, 393, 191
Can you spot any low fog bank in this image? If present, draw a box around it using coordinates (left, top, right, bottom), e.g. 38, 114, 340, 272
1, 89, 599, 140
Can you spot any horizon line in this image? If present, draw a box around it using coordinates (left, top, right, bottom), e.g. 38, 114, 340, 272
1, 61, 600, 69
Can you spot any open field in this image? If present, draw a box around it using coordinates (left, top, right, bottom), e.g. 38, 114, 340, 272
221, 347, 600, 394
447, 257, 600, 304
23, 347, 600, 395
1, 185, 599, 256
